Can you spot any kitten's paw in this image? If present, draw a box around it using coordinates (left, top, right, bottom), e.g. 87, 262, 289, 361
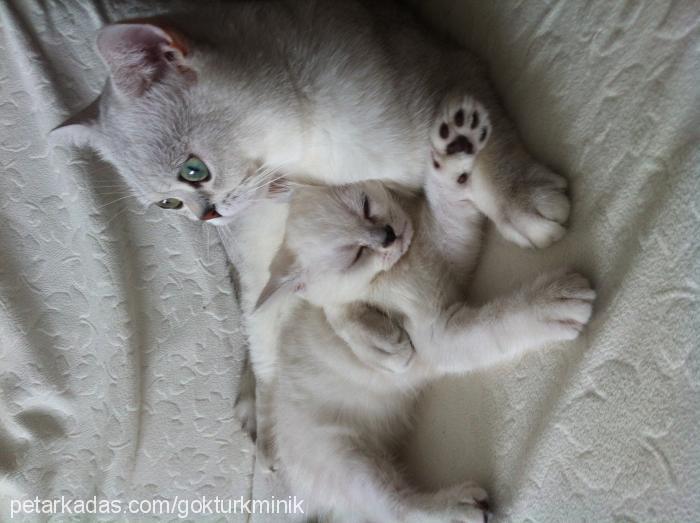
496, 163, 570, 249
436, 482, 491, 523
233, 389, 257, 442
371, 328, 415, 373
529, 269, 596, 341
430, 94, 491, 187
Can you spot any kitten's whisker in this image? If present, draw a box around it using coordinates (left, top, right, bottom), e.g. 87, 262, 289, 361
92, 191, 132, 196
96, 195, 138, 209
240, 172, 287, 195
104, 205, 133, 226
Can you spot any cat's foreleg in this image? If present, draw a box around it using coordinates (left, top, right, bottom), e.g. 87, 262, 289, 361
412, 269, 595, 374
424, 94, 491, 276
325, 303, 415, 373
443, 56, 570, 249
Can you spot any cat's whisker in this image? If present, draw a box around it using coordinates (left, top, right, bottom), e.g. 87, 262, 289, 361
103, 205, 133, 226
96, 195, 138, 209
240, 173, 287, 195
93, 191, 134, 196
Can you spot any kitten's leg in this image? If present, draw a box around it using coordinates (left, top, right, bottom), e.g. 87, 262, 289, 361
411, 269, 595, 374
425, 94, 490, 277
325, 303, 414, 373
442, 58, 570, 249
277, 425, 488, 523
233, 353, 257, 441
254, 377, 278, 473
234, 357, 278, 471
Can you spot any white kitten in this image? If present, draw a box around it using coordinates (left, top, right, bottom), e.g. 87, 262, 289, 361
52, 0, 573, 465
256, 98, 594, 522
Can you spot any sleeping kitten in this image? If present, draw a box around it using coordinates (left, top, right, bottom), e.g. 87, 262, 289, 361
52, 1, 570, 442
257, 98, 594, 522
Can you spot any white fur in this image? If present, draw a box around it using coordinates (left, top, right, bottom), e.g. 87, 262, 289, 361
256, 99, 593, 521
53, 3, 582, 519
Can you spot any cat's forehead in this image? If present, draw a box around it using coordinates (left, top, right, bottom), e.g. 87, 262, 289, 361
103, 83, 234, 182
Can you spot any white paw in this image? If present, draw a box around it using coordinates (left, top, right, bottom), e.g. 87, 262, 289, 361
437, 482, 491, 523
233, 392, 257, 442
497, 163, 570, 249
529, 270, 596, 341
371, 329, 415, 374
430, 94, 491, 189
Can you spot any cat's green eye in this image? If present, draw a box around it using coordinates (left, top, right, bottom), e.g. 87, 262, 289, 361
157, 198, 183, 210
179, 155, 210, 183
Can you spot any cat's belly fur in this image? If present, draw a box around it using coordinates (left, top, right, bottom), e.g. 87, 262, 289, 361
216, 0, 484, 376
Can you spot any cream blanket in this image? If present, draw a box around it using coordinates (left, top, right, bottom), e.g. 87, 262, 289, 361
1, 0, 697, 521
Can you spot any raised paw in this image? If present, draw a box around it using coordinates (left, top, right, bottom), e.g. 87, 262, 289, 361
528, 269, 596, 342
495, 163, 570, 249
430, 94, 491, 187
370, 327, 415, 374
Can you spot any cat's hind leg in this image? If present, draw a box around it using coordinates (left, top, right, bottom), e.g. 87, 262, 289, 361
441, 52, 570, 249
276, 417, 488, 522
233, 353, 257, 441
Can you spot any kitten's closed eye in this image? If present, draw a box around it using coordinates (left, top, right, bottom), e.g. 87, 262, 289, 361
351, 246, 366, 266
363, 194, 372, 221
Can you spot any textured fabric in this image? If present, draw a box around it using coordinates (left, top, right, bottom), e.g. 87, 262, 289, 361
0, 1, 253, 521
406, 1, 700, 522
0, 1, 698, 522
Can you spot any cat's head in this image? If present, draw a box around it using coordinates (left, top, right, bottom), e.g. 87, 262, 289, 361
256, 181, 413, 309
52, 20, 273, 224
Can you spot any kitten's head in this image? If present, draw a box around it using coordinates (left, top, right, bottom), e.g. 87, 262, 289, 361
52, 20, 272, 224
256, 181, 413, 309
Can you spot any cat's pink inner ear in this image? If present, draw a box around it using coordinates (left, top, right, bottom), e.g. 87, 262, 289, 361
96, 22, 193, 97
268, 177, 291, 197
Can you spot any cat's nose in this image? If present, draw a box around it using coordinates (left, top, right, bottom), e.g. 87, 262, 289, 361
201, 205, 221, 221
382, 224, 397, 247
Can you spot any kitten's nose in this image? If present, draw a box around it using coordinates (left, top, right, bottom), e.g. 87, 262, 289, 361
383, 224, 397, 247
201, 206, 221, 221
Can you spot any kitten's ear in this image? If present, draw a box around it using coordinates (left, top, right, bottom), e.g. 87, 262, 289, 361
50, 96, 101, 148
96, 20, 195, 97
266, 177, 292, 202
255, 246, 305, 310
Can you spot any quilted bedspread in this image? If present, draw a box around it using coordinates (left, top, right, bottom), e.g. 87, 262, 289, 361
1, 0, 698, 522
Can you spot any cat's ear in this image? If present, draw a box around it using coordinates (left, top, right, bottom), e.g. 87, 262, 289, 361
49, 96, 101, 148
96, 20, 195, 97
266, 177, 293, 202
255, 245, 306, 310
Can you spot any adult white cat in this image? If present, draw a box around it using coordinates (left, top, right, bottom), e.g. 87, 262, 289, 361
52, 0, 570, 461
